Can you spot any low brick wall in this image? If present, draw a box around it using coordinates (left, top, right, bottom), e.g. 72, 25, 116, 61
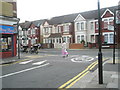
42, 43, 54, 48
69, 43, 84, 49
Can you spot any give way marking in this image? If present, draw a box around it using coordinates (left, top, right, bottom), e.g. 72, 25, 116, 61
0, 63, 49, 79
19, 60, 33, 64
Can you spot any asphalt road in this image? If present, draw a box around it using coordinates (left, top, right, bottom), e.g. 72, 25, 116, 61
1, 49, 116, 88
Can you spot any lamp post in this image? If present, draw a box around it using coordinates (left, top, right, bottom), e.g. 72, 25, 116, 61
14, 18, 20, 59
113, 10, 116, 64
97, 0, 103, 84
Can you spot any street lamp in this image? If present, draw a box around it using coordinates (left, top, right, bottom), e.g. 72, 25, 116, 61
97, 0, 103, 84
14, 18, 20, 59
113, 10, 116, 64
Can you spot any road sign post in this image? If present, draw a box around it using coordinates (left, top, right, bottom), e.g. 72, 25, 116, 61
98, 0, 103, 84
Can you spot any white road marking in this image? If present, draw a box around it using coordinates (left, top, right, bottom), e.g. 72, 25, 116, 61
19, 60, 33, 64
32, 60, 47, 65
71, 55, 94, 62
0, 63, 49, 79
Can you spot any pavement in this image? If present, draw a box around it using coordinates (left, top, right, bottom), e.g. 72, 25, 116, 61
70, 58, 120, 89
0, 51, 119, 89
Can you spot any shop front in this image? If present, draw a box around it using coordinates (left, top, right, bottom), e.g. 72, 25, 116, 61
0, 24, 17, 58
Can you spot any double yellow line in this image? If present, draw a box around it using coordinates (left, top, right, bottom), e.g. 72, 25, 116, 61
58, 60, 98, 89
59, 58, 108, 89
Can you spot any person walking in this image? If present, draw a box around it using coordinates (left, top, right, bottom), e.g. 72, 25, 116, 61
62, 41, 68, 58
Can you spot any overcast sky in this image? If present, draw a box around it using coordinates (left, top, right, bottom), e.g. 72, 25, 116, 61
17, 0, 119, 22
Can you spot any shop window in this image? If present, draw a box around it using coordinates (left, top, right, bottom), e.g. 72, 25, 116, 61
0, 36, 12, 52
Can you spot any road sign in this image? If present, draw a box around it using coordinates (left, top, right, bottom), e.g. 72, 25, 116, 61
116, 10, 120, 24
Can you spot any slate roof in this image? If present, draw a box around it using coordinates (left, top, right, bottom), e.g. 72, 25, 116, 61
49, 13, 78, 25
19, 21, 32, 29
80, 6, 117, 19
20, 6, 117, 28
48, 6, 117, 25
32, 19, 46, 27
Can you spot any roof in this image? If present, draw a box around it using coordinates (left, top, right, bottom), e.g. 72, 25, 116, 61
32, 19, 46, 27
19, 21, 32, 29
80, 6, 117, 19
48, 33, 62, 38
49, 13, 78, 25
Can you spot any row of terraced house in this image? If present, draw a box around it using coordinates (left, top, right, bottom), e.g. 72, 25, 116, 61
19, 6, 117, 49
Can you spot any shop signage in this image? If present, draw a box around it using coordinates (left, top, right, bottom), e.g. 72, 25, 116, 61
0, 25, 17, 34
116, 10, 120, 24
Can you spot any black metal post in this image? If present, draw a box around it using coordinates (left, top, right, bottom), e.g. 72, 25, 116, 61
98, 0, 103, 84
17, 18, 20, 59
113, 10, 116, 64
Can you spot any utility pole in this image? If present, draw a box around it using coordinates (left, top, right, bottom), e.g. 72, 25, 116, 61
98, 0, 103, 84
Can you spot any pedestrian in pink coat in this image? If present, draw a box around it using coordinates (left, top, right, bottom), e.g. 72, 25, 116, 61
62, 41, 68, 58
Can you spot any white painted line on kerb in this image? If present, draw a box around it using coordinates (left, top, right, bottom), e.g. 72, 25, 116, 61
32, 60, 47, 65
0, 63, 49, 79
19, 60, 33, 64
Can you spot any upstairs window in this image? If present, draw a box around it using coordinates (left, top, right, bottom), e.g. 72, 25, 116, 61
95, 22, 98, 30
103, 19, 108, 29
64, 24, 69, 32
58, 26, 61, 33
77, 23, 80, 31
103, 18, 114, 30
44, 27, 49, 34
55, 27, 58, 33
90, 22, 94, 30
77, 22, 85, 31
80, 22, 84, 30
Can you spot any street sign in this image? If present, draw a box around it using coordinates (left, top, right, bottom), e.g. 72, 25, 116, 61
116, 10, 120, 24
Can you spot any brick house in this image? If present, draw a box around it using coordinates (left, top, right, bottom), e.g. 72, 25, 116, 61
20, 6, 118, 49
19, 20, 46, 47
95, 6, 117, 48
74, 6, 117, 48
46, 14, 78, 48
19, 21, 32, 47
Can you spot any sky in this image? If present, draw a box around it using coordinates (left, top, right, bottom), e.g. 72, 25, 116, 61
17, 0, 119, 22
